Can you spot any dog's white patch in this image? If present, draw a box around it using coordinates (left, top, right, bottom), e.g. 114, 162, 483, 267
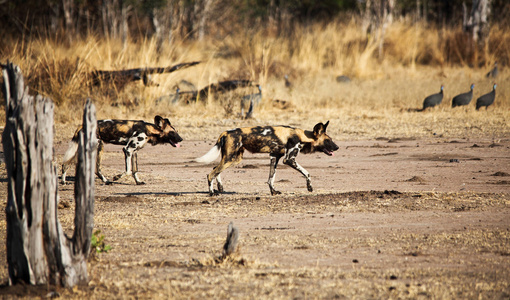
118, 137, 128, 143
134, 133, 147, 149
262, 128, 272, 135
286, 143, 301, 157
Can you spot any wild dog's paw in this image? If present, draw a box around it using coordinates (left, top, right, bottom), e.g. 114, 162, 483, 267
271, 190, 282, 196
307, 183, 313, 192
136, 181, 146, 185
105, 180, 114, 185
112, 173, 124, 181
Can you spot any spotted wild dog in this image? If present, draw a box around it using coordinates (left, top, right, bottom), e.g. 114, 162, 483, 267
61, 116, 182, 185
196, 121, 338, 195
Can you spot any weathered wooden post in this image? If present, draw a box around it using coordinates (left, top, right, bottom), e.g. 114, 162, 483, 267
2, 62, 97, 287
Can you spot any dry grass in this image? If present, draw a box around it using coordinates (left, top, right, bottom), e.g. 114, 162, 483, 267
1, 20, 508, 142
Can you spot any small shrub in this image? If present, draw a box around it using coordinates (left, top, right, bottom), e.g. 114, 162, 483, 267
91, 229, 112, 254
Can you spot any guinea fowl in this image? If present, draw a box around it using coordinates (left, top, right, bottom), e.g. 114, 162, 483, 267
155, 87, 180, 105
284, 74, 292, 89
476, 83, 497, 110
422, 85, 444, 110
452, 84, 474, 108
486, 62, 498, 78
241, 85, 262, 119
171, 88, 181, 104
336, 75, 351, 83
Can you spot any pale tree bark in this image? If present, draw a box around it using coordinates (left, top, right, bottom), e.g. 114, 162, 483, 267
151, 8, 166, 52
62, 0, 75, 43
197, 0, 213, 41
102, 0, 118, 39
268, 0, 279, 34
361, 0, 395, 59
2, 62, 97, 287
120, 0, 130, 47
151, 1, 178, 53
464, 0, 492, 45
102, 0, 131, 46
378, 0, 395, 59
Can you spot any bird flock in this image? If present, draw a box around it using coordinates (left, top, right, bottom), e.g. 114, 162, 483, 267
421, 63, 499, 111
423, 82, 497, 111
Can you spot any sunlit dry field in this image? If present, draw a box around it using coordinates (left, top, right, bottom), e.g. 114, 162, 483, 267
0, 21, 509, 298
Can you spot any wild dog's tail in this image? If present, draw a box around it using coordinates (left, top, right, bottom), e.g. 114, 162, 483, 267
62, 141, 79, 164
61, 128, 82, 167
195, 134, 225, 163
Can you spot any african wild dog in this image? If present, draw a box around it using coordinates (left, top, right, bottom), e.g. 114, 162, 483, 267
61, 116, 182, 185
196, 121, 339, 195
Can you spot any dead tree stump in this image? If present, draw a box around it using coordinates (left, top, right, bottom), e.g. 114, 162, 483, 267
2, 62, 97, 287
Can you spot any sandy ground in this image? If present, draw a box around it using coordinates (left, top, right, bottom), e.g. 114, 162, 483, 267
0, 136, 509, 298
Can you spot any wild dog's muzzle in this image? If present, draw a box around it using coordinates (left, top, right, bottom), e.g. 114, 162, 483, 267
322, 140, 339, 156
168, 132, 183, 148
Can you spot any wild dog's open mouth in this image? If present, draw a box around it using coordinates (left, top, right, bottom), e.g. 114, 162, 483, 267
169, 141, 181, 148
323, 149, 334, 156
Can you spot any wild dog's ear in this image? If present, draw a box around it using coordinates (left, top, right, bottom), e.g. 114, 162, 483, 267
324, 120, 329, 131
154, 115, 164, 128
313, 122, 327, 136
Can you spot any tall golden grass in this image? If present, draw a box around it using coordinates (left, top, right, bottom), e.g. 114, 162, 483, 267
1, 20, 508, 141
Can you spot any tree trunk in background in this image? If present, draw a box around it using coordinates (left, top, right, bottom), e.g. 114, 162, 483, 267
416, 0, 421, 20
197, 0, 213, 41
49, 2, 61, 35
2, 63, 97, 287
378, 0, 395, 59
268, 0, 279, 35
362, 0, 395, 59
463, 0, 491, 45
151, 8, 164, 52
62, 0, 75, 43
120, 0, 130, 47
151, 0, 181, 53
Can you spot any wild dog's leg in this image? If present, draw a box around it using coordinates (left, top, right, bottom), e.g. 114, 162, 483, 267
113, 146, 132, 182
131, 152, 145, 185
245, 99, 255, 119
208, 159, 235, 196
95, 140, 111, 184
283, 143, 313, 192
216, 174, 224, 193
215, 148, 244, 193
61, 164, 69, 185
207, 135, 243, 196
285, 158, 312, 192
268, 155, 283, 195
207, 173, 215, 196
61, 158, 72, 185
240, 99, 246, 118
113, 133, 147, 184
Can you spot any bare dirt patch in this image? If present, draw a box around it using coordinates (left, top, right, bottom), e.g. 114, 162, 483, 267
0, 137, 509, 298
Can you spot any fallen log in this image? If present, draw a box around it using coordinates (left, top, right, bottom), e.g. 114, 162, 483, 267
90, 61, 200, 89
181, 79, 257, 103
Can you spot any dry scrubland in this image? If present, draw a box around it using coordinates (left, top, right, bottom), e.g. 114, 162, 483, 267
1, 21, 509, 141
0, 21, 510, 298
